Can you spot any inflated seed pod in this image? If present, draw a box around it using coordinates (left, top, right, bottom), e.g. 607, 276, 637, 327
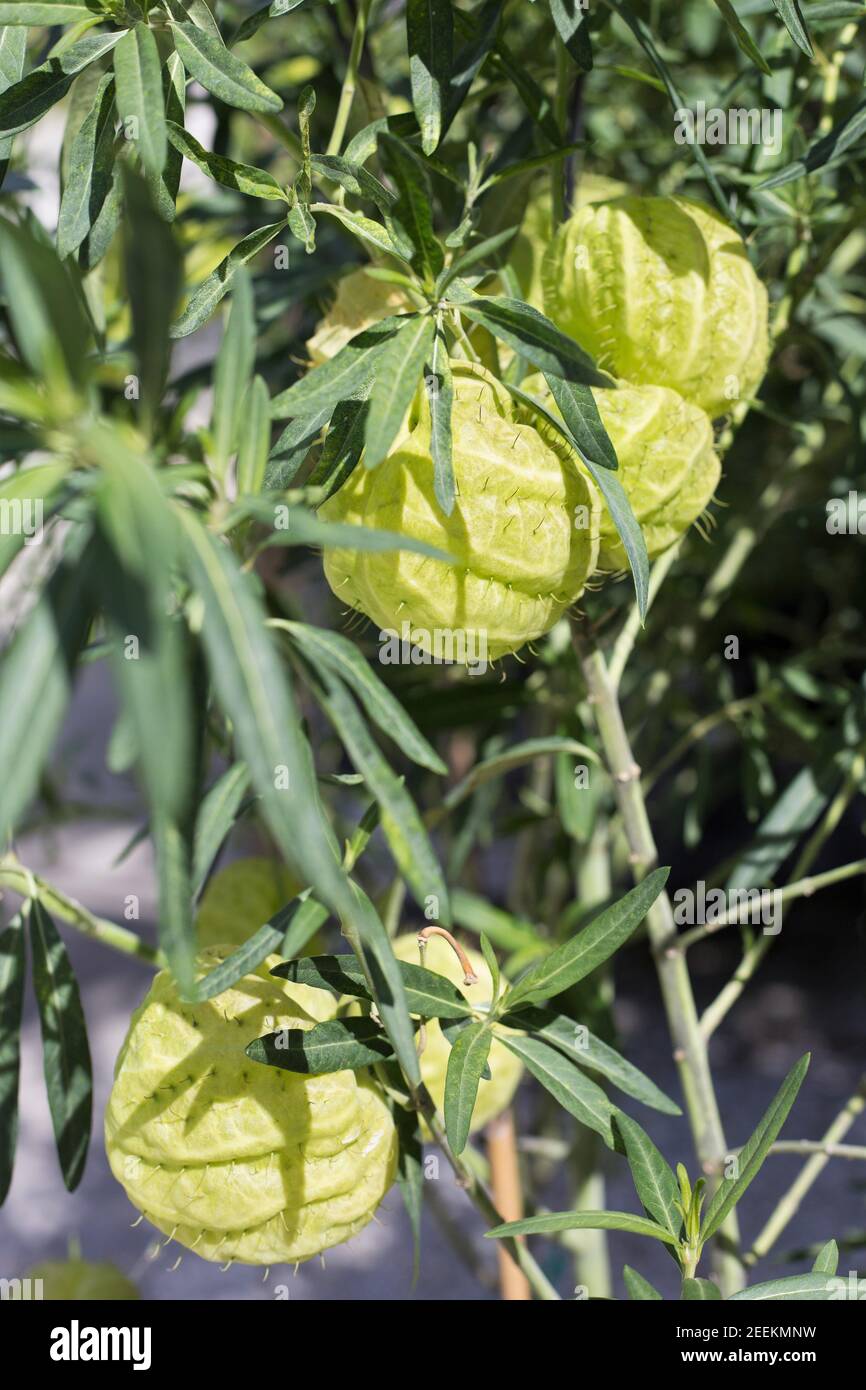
509, 174, 630, 311
542, 194, 769, 418
320, 363, 600, 663
522, 374, 721, 571
105, 950, 398, 1266
24, 1259, 139, 1301
196, 857, 299, 947
392, 934, 523, 1134
306, 267, 413, 365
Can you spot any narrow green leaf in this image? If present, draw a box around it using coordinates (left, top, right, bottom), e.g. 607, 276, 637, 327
702, 1054, 811, 1240
266, 408, 331, 488
211, 268, 255, 477
192, 764, 252, 893
113, 23, 166, 178
278, 622, 446, 774
624, 1265, 663, 1300
758, 96, 866, 190
364, 314, 435, 469
542, 374, 618, 471
504, 868, 670, 1009
123, 169, 182, 433
485, 1210, 680, 1245
167, 120, 289, 201
479, 935, 500, 1007
56, 72, 116, 261
441, 736, 598, 818
812, 1239, 839, 1276
151, 49, 186, 222
248, 1017, 395, 1073
274, 953, 473, 1019
171, 219, 287, 337
459, 294, 610, 385
549, 0, 593, 71
444, 1021, 492, 1154
0, 2, 101, 19
731, 1272, 848, 1301
190, 896, 327, 1002
0, 912, 26, 1204
428, 326, 454, 515
170, 20, 283, 113
712, 1, 771, 74
0, 26, 27, 171
0, 31, 124, 138
615, 1112, 682, 1236
308, 394, 370, 499
314, 203, 411, 263
394, 1103, 423, 1285
0, 218, 91, 387
503, 1034, 615, 1145
269, 316, 407, 419
407, 0, 454, 154
309, 153, 395, 212
237, 375, 271, 495
30, 900, 92, 1192
772, 0, 813, 55
379, 133, 444, 283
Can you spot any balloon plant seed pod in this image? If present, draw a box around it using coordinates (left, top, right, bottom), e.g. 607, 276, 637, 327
105, 950, 398, 1267
521, 374, 721, 572
320, 363, 601, 664
196, 857, 300, 948
391, 933, 523, 1135
542, 194, 769, 418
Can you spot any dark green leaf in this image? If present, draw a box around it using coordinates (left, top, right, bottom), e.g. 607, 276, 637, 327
192, 763, 252, 893
504, 868, 670, 1009
273, 953, 473, 1019
113, 23, 166, 178
0, 218, 91, 387
171, 219, 287, 337
167, 120, 289, 201
30, 900, 92, 1191
394, 1103, 423, 1284
170, 20, 283, 113
0, 912, 26, 1204
485, 1210, 680, 1245
712, 1, 771, 74
123, 169, 182, 433
190, 897, 328, 1002
56, 72, 116, 261
211, 268, 255, 477
308, 394, 370, 499
379, 131, 444, 283
459, 294, 610, 384
758, 97, 866, 190
269, 316, 407, 419
407, 0, 454, 154
623, 1265, 663, 1300
702, 1054, 811, 1239
309, 153, 395, 212
0, 31, 123, 138
364, 314, 435, 469
248, 1016, 395, 1073
615, 1112, 682, 1236
772, 0, 813, 55
549, 0, 593, 71
502, 1034, 615, 1145
428, 326, 454, 515
237, 375, 271, 495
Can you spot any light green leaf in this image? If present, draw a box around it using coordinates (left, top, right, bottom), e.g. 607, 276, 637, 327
192, 763, 252, 894
772, 0, 813, 56
167, 120, 289, 201
503, 1034, 615, 1145
485, 1210, 680, 1245
812, 1239, 839, 1276
171, 219, 287, 337
0, 218, 91, 387
428, 326, 454, 514
237, 375, 271, 496
269, 315, 407, 419
731, 1272, 848, 1301
0, 30, 124, 138
682, 1277, 722, 1300
364, 314, 435, 469
624, 1265, 662, 1300
211, 268, 255, 478
314, 203, 410, 263
122, 169, 182, 434
712, 1, 771, 74
113, 22, 166, 178
0, 2, 103, 23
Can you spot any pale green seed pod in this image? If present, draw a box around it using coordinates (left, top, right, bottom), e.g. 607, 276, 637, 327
542, 194, 769, 418
24, 1259, 139, 1301
391, 934, 523, 1135
522, 374, 721, 571
196, 857, 299, 947
320, 363, 600, 663
509, 174, 630, 311
105, 950, 398, 1266
306, 268, 412, 366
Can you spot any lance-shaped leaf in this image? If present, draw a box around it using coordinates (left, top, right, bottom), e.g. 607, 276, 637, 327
172, 219, 288, 338
211, 268, 255, 479
615, 1112, 682, 1237
0, 31, 124, 139
0, 912, 26, 1204
309, 664, 450, 923
682, 1278, 722, 1300
624, 1266, 662, 1300
758, 96, 866, 191
485, 1210, 680, 1245
428, 325, 454, 514
269, 315, 408, 419
498, 1004, 680, 1115
503, 1034, 615, 1146
308, 394, 370, 499
278, 622, 446, 773
192, 763, 252, 893
0, 218, 91, 387
315, 203, 411, 263
190, 897, 328, 1002
444, 0, 503, 131
151, 50, 185, 222
772, 0, 813, 56
170, 20, 282, 113
309, 153, 394, 212
503, 868, 669, 1009
549, 0, 593, 71
0, 27, 26, 174
730, 1272, 849, 1301
0, 1, 101, 19
237, 375, 271, 496
56, 72, 116, 261
459, 294, 610, 385
114, 22, 166, 178
266, 407, 331, 489
123, 169, 182, 432
812, 1239, 839, 1276
702, 1054, 811, 1240
407, 0, 454, 154
712, 0, 771, 74
364, 314, 435, 468
248, 1017, 395, 1073
167, 120, 289, 201
444, 1021, 492, 1154
30, 901, 93, 1192
273, 954, 473, 1019
379, 133, 444, 284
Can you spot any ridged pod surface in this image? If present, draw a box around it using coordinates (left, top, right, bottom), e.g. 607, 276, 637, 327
24, 1259, 139, 1300
392, 934, 523, 1134
105, 950, 398, 1266
196, 857, 299, 947
542, 195, 769, 417
320, 363, 600, 662
509, 174, 629, 311
523, 374, 721, 571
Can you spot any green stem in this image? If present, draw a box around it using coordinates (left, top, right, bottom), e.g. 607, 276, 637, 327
573, 631, 744, 1294
0, 857, 163, 966
680, 858, 866, 952
326, 0, 373, 158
